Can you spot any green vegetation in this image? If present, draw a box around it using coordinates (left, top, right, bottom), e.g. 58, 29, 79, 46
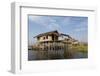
72, 44, 88, 53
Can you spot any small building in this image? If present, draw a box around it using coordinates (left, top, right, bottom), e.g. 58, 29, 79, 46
33, 30, 75, 50
34, 30, 73, 43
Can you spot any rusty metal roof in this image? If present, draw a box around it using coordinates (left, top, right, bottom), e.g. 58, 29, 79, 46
34, 30, 71, 38
34, 30, 59, 38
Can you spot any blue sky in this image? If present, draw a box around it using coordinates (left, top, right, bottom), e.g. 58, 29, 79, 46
28, 15, 88, 45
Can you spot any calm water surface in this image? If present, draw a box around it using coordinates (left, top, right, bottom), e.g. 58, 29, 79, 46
28, 50, 87, 60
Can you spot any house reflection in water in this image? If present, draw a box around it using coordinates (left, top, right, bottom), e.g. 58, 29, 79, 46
30, 30, 79, 60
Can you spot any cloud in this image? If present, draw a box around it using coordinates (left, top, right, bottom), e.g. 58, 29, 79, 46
61, 17, 72, 26
45, 18, 61, 30
29, 15, 41, 21
47, 22, 60, 30
29, 15, 61, 30
74, 27, 87, 32
61, 16, 88, 28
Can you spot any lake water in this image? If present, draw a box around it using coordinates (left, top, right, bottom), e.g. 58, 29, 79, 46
28, 50, 87, 61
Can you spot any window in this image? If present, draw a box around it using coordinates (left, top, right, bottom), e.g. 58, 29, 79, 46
37, 37, 40, 40
43, 37, 45, 40
46, 36, 48, 39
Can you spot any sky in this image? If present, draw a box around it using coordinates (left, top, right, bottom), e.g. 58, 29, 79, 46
28, 15, 88, 45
